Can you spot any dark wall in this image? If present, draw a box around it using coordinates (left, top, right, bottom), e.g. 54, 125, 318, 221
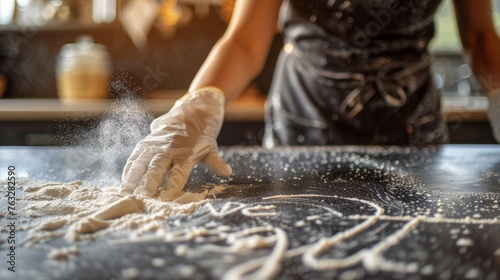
0, 7, 281, 99
1, 9, 223, 98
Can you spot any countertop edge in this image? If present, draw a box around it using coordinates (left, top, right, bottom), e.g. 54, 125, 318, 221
0, 96, 490, 122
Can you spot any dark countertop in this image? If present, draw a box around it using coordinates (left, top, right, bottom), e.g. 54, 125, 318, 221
0, 145, 499, 279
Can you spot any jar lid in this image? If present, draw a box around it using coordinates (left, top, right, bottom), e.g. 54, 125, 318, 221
58, 35, 110, 61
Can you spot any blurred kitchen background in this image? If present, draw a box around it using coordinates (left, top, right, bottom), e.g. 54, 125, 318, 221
0, 0, 499, 146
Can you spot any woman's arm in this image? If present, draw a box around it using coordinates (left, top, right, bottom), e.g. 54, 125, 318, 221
453, 0, 500, 142
121, 1, 283, 198
453, 0, 500, 94
189, 0, 282, 103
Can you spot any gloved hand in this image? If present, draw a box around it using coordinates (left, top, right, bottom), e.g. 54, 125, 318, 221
487, 89, 500, 143
120, 87, 232, 200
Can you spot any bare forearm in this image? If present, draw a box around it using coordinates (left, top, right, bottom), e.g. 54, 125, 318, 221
189, 0, 282, 103
189, 35, 267, 103
461, 30, 500, 94
454, 0, 500, 94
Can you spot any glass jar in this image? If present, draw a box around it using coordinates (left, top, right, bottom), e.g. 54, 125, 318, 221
56, 35, 111, 103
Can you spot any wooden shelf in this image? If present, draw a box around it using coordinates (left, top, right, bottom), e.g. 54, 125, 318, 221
0, 97, 264, 122
0, 96, 488, 123
0, 22, 121, 33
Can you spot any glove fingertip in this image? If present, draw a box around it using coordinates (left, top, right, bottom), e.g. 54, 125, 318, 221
203, 151, 232, 177
218, 163, 232, 177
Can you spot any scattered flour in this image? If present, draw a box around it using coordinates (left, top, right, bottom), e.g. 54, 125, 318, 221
420, 264, 434, 275
178, 265, 197, 277
151, 258, 167, 268
48, 246, 80, 260
175, 245, 190, 256
306, 215, 321, 221
121, 267, 140, 279
114, 193, 498, 279
339, 268, 365, 280
456, 238, 474, 247
222, 228, 288, 280
4, 182, 498, 279
294, 221, 306, 227
464, 267, 481, 279
14, 180, 227, 252
241, 205, 277, 217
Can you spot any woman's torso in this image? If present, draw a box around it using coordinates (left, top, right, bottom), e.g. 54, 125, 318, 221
279, 0, 443, 72
264, 0, 448, 146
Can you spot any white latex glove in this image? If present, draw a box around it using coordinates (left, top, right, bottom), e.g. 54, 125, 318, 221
487, 89, 500, 143
120, 87, 232, 200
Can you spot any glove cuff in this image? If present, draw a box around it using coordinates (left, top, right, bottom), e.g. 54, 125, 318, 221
487, 88, 500, 100
181, 86, 225, 106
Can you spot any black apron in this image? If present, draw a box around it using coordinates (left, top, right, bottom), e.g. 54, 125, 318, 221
264, 0, 449, 147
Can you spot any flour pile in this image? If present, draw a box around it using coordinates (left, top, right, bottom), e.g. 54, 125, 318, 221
16, 180, 225, 254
